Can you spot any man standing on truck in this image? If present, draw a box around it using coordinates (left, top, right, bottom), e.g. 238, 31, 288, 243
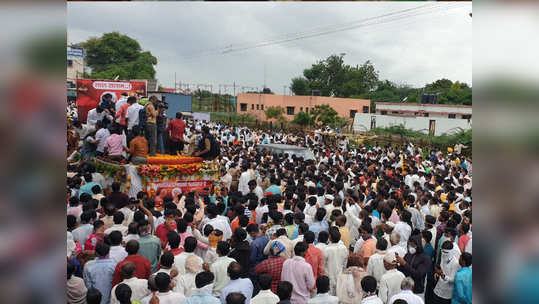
166, 112, 186, 155
145, 96, 158, 156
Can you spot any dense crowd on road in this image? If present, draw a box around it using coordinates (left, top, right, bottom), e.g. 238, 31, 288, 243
67, 94, 472, 304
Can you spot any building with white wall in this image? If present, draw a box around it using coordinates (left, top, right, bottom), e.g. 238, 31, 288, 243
374, 102, 472, 119
354, 102, 472, 136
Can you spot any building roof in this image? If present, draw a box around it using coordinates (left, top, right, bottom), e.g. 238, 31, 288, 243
375, 102, 471, 108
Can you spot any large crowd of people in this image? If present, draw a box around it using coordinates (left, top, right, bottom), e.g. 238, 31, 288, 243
67, 94, 472, 304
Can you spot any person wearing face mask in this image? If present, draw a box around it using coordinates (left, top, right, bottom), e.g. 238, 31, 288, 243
432, 241, 461, 304
436, 228, 460, 266
395, 234, 432, 300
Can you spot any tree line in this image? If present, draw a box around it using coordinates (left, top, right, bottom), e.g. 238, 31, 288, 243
289, 54, 472, 110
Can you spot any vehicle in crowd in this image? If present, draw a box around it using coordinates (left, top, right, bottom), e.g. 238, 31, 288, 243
255, 144, 315, 161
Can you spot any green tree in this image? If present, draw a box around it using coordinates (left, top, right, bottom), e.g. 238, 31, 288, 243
290, 54, 379, 97
425, 78, 453, 91
81, 32, 157, 80
264, 106, 285, 122
292, 111, 313, 126
339, 60, 379, 97
290, 77, 310, 96
309, 104, 339, 126
423, 79, 472, 105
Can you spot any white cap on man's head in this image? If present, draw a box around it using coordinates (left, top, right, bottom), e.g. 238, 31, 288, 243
384, 251, 397, 264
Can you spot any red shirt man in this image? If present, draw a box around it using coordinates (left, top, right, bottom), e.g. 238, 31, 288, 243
155, 221, 177, 246
255, 255, 286, 294
155, 210, 177, 246
115, 102, 131, 127
166, 115, 186, 142
112, 241, 152, 286
305, 244, 324, 281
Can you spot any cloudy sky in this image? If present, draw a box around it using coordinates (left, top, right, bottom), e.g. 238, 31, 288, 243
67, 2, 471, 93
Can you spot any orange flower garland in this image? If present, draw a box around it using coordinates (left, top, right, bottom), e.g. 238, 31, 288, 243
146, 154, 203, 165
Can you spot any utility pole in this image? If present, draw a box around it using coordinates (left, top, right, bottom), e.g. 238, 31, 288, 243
220, 84, 237, 113
283, 85, 287, 95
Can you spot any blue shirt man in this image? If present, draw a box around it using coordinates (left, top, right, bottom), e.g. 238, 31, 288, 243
452, 253, 472, 304
183, 271, 220, 304
83, 243, 116, 304
184, 291, 220, 304
249, 233, 269, 273
220, 262, 254, 304
309, 219, 329, 243
78, 181, 101, 198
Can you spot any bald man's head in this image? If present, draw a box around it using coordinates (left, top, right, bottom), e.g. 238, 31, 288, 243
121, 261, 136, 278
227, 261, 242, 280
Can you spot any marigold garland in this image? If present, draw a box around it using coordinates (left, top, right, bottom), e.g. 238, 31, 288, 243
146, 154, 203, 165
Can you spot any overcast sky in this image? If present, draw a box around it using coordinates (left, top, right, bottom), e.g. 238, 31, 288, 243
67, 2, 471, 93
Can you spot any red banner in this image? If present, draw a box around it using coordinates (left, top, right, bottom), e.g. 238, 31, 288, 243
152, 180, 213, 196
148, 180, 214, 209
76, 79, 147, 123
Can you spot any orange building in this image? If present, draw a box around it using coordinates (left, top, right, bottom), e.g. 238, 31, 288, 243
236, 93, 371, 121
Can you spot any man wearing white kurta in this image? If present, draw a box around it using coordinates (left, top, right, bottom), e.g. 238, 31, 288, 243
323, 228, 349, 295
238, 166, 252, 196
378, 252, 405, 304
110, 262, 150, 304
433, 244, 461, 303
366, 242, 388, 284
389, 277, 424, 304
210, 242, 235, 297
393, 220, 411, 249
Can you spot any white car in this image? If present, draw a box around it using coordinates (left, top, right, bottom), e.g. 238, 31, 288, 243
255, 144, 315, 161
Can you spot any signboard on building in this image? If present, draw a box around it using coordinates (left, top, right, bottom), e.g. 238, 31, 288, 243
76, 79, 147, 123
67, 46, 84, 59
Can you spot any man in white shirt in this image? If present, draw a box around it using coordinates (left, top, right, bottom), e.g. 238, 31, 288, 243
361, 276, 384, 304
105, 212, 129, 236
93, 120, 110, 156
393, 211, 412, 249
87, 106, 113, 127
248, 180, 264, 202
433, 241, 461, 303
308, 275, 339, 304
174, 237, 203, 275
126, 101, 144, 131
203, 204, 232, 241
389, 277, 424, 304
379, 252, 405, 304
323, 227, 349, 295
367, 238, 388, 284
238, 165, 252, 196
387, 232, 407, 258
108, 231, 128, 265
210, 242, 235, 297
110, 262, 150, 304
251, 274, 280, 304
150, 272, 186, 304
